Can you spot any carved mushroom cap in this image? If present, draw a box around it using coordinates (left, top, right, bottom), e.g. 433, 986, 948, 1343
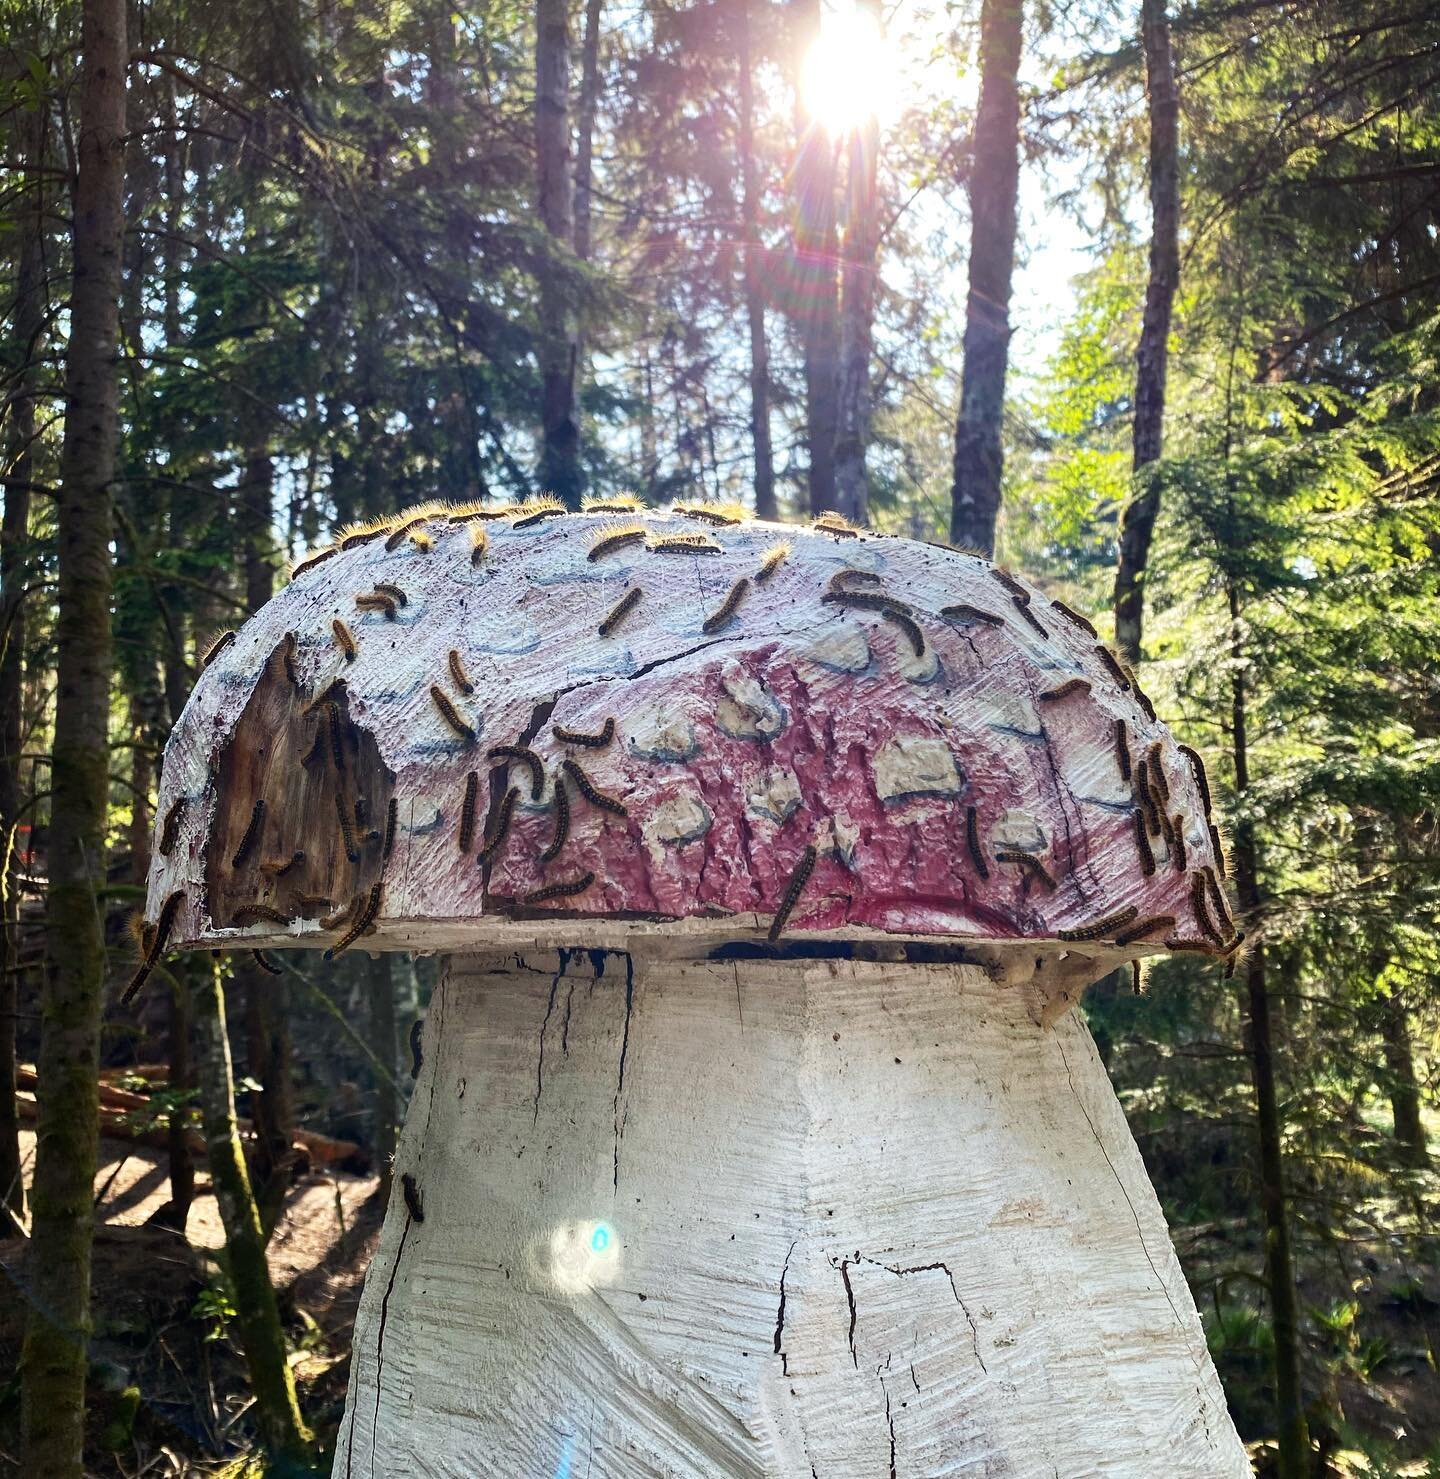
142, 501, 1239, 967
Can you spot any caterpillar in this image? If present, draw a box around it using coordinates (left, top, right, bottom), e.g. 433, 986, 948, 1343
261, 850, 304, 877
540, 775, 570, 864
1209, 822, 1227, 878
1132, 809, 1156, 876
702, 576, 751, 634
510, 495, 566, 529
326, 701, 346, 771
232, 800, 265, 869
812, 511, 858, 537
233, 902, 293, 927
252, 949, 283, 976
459, 772, 479, 851
336, 793, 360, 863
965, 806, 989, 879
385, 515, 428, 551
1114, 720, 1132, 782
1177, 744, 1213, 816
940, 602, 1004, 627
120, 890, 185, 1006
1146, 744, 1170, 803
301, 727, 326, 768
1127, 668, 1158, 723
374, 581, 408, 608
990, 567, 1030, 602
675, 500, 744, 526
470, 524, 489, 566
1113, 914, 1177, 947
447, 501, 515, 522
768, 845, 818, 941
477, 786, 520, 863
1191, 873, 1224, 945
401, 1172, 425, 1222
489, 744, 545, 801
648, 532, 722, 555
598, 586, 642, 636
409, 1017, 424, 1077
1039, 677, 1092, 702
1203, 866, 1236, 938
1058, 905, 1140, 942
332, 619, 357, 662
356, 592, 398, 619
448, 649, 474, 695
1159, 809, 1177, 851
887, 608, 926, 657
755, 542, 791, 583
562, 758, 627, 816
272, 630, 300, 690
1050, 599, 1097, 639
326, 882, 383, 959
382, 798, 398, 861
1171, 815, 1187, 873
297, 894, 333, 912
523, 872, 596, 905
581, 493, 640, 514
1135, 760, 1160, 834
408, 528, 433, 553
1012, 597, 1049, 638
338, 520, 390, 549
355, 797, 368, 827
995, 849, 1057, 890
1094, 645, 1130, 689
1165, 937, 1219, 953
822, 589, 913, 617
588, 524, 647, 561
201, 630, 236, 669
159, 796, 188, 856
127, 909, 156, 958
553, 717, 615, 748
290, 546, 338, 579
431, 685, 477, 743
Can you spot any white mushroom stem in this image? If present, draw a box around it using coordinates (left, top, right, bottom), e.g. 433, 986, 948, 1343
334, 950, 1247, 1478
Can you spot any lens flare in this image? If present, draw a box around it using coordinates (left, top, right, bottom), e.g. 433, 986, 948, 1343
800, 3, 895, 135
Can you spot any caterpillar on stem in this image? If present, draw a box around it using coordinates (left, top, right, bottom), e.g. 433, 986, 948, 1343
1176, 744, 1213, 816
598, 586, 642, 636
581, 492, 640, 514
989, 567, 1030, 602
297, 894, 333, 912
489, 744, 545, 800
1126, 667, 1157, 723
1203, 865, 1236, 938
553, 717, 614, 748
232, 800, 265, 869
1171, 815, 1187, 872
1146, 744, 1170, 804
1191, 873, 1224, 945
1058, 906, 1140, 942
430, 685, 477, 743
510, 495, 566, 529
1209, 822, 1227, 879
523, 872, 595, 905
827, 569, 882, 592
768, 846, 818, 941
561, 758, 627, 816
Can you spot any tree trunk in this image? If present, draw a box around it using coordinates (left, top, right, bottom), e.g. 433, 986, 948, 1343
20, 0, 126, 1469
831, 1, 882, 527
1113, 0, 1181, 664
739, 0, 777, 520
367, 952, 398, 1198
334, 949, 1247, 1476
573, 0, 603, 268
1379, 987, 1428, 1168
1228, 583, 1311, 1479
949, 0, 1023, 558
537, 0, 582, 507
193, 960, 310, 1461
1, 96, 46, 1230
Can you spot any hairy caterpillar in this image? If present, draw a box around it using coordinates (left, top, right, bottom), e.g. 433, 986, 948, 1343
1203, 865, 1236, 937
553, 717, 615, 748
1191, 873, 1224, 945
326, 882, 383, 959
1039, 677, 1092, 702
261, 850, 304, 877
1114, 720, 1132, 782
448, 649, 474, 695
989, 567, 1030, 602
702, 576, 751, 634
598, 586, 642, 636
648, 532, 722, 555
356, 592, 398, 620
271, 630, 300, 690
1132, 808, 1156, 876
1135, 760, 1161, 835
827, 569, 882, 595
523, 872, 595, 905
1171, 815, 1187, 872
510, 495, 566, 529
940, 602, 1003, 627
1113, 914, 1177, 947
1094, 645, 1130, 689
201, 630, 236, 669
120, 890, 185, 1006
1209, 822, 1227, 878
459, 772, 479, 851
1126, 667, 1158, 723
822, 589, 912, 617
385, 515, 428, 551
812, 511, 858, 537
401, 1171, 425, 1222
562, 758, 627, 816
489, 744, 545, 800
1176, 744, 1213, 816
326, 701, 346, 772
1146, 744, 1170, 804
588, 523, 647, 561
159, 796, 188, 856
995, 849, 1057, 890
675, 500, 745, 526
290, 546, 338, 579
540, 775, 570, 864
447, 501, 515, 522
338, 519, 390, 549
233, 902, 293, 927
1058, 905, 1140, 942
582, 493, 640, 514
252, 949, 283, 976
755, 542, 791, 583
332, 619, 357, 662
232, 800, 265, 869
768, 846, 818, 941
382, 798, 398, 861
431, 685, 477, 743
470, 524, 489, 566
1050, 598, 1098, 639
374, 581, 408, 608
408, 528, 433, 553
1164, 937, 1219, 953
966, 806, 989, 879
409, 1017, 424, 1077
336, 793, 360, 863
477, 786, 520, 863
1012, 597, 1049, 638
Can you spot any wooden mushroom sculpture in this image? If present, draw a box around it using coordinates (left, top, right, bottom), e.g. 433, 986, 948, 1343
142, 496, 1249, 1477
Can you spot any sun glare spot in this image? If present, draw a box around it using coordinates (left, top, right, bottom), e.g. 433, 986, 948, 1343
800, 2, 896, 135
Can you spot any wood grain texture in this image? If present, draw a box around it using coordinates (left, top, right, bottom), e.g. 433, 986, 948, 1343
144, 507, 1229, 960
333, 949, 1248, 1477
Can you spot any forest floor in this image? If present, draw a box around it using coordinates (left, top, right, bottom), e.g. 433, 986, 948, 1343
0, 1128, 383, 1475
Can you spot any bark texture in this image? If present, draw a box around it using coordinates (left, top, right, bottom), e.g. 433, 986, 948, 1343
1379, 985, 1428, 1167
1113, 0, 1181, 663
332, 949, 1247, 1477
739, 0, 777, 521
949, 0, 1023, 558
21, 0, 126, 1468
